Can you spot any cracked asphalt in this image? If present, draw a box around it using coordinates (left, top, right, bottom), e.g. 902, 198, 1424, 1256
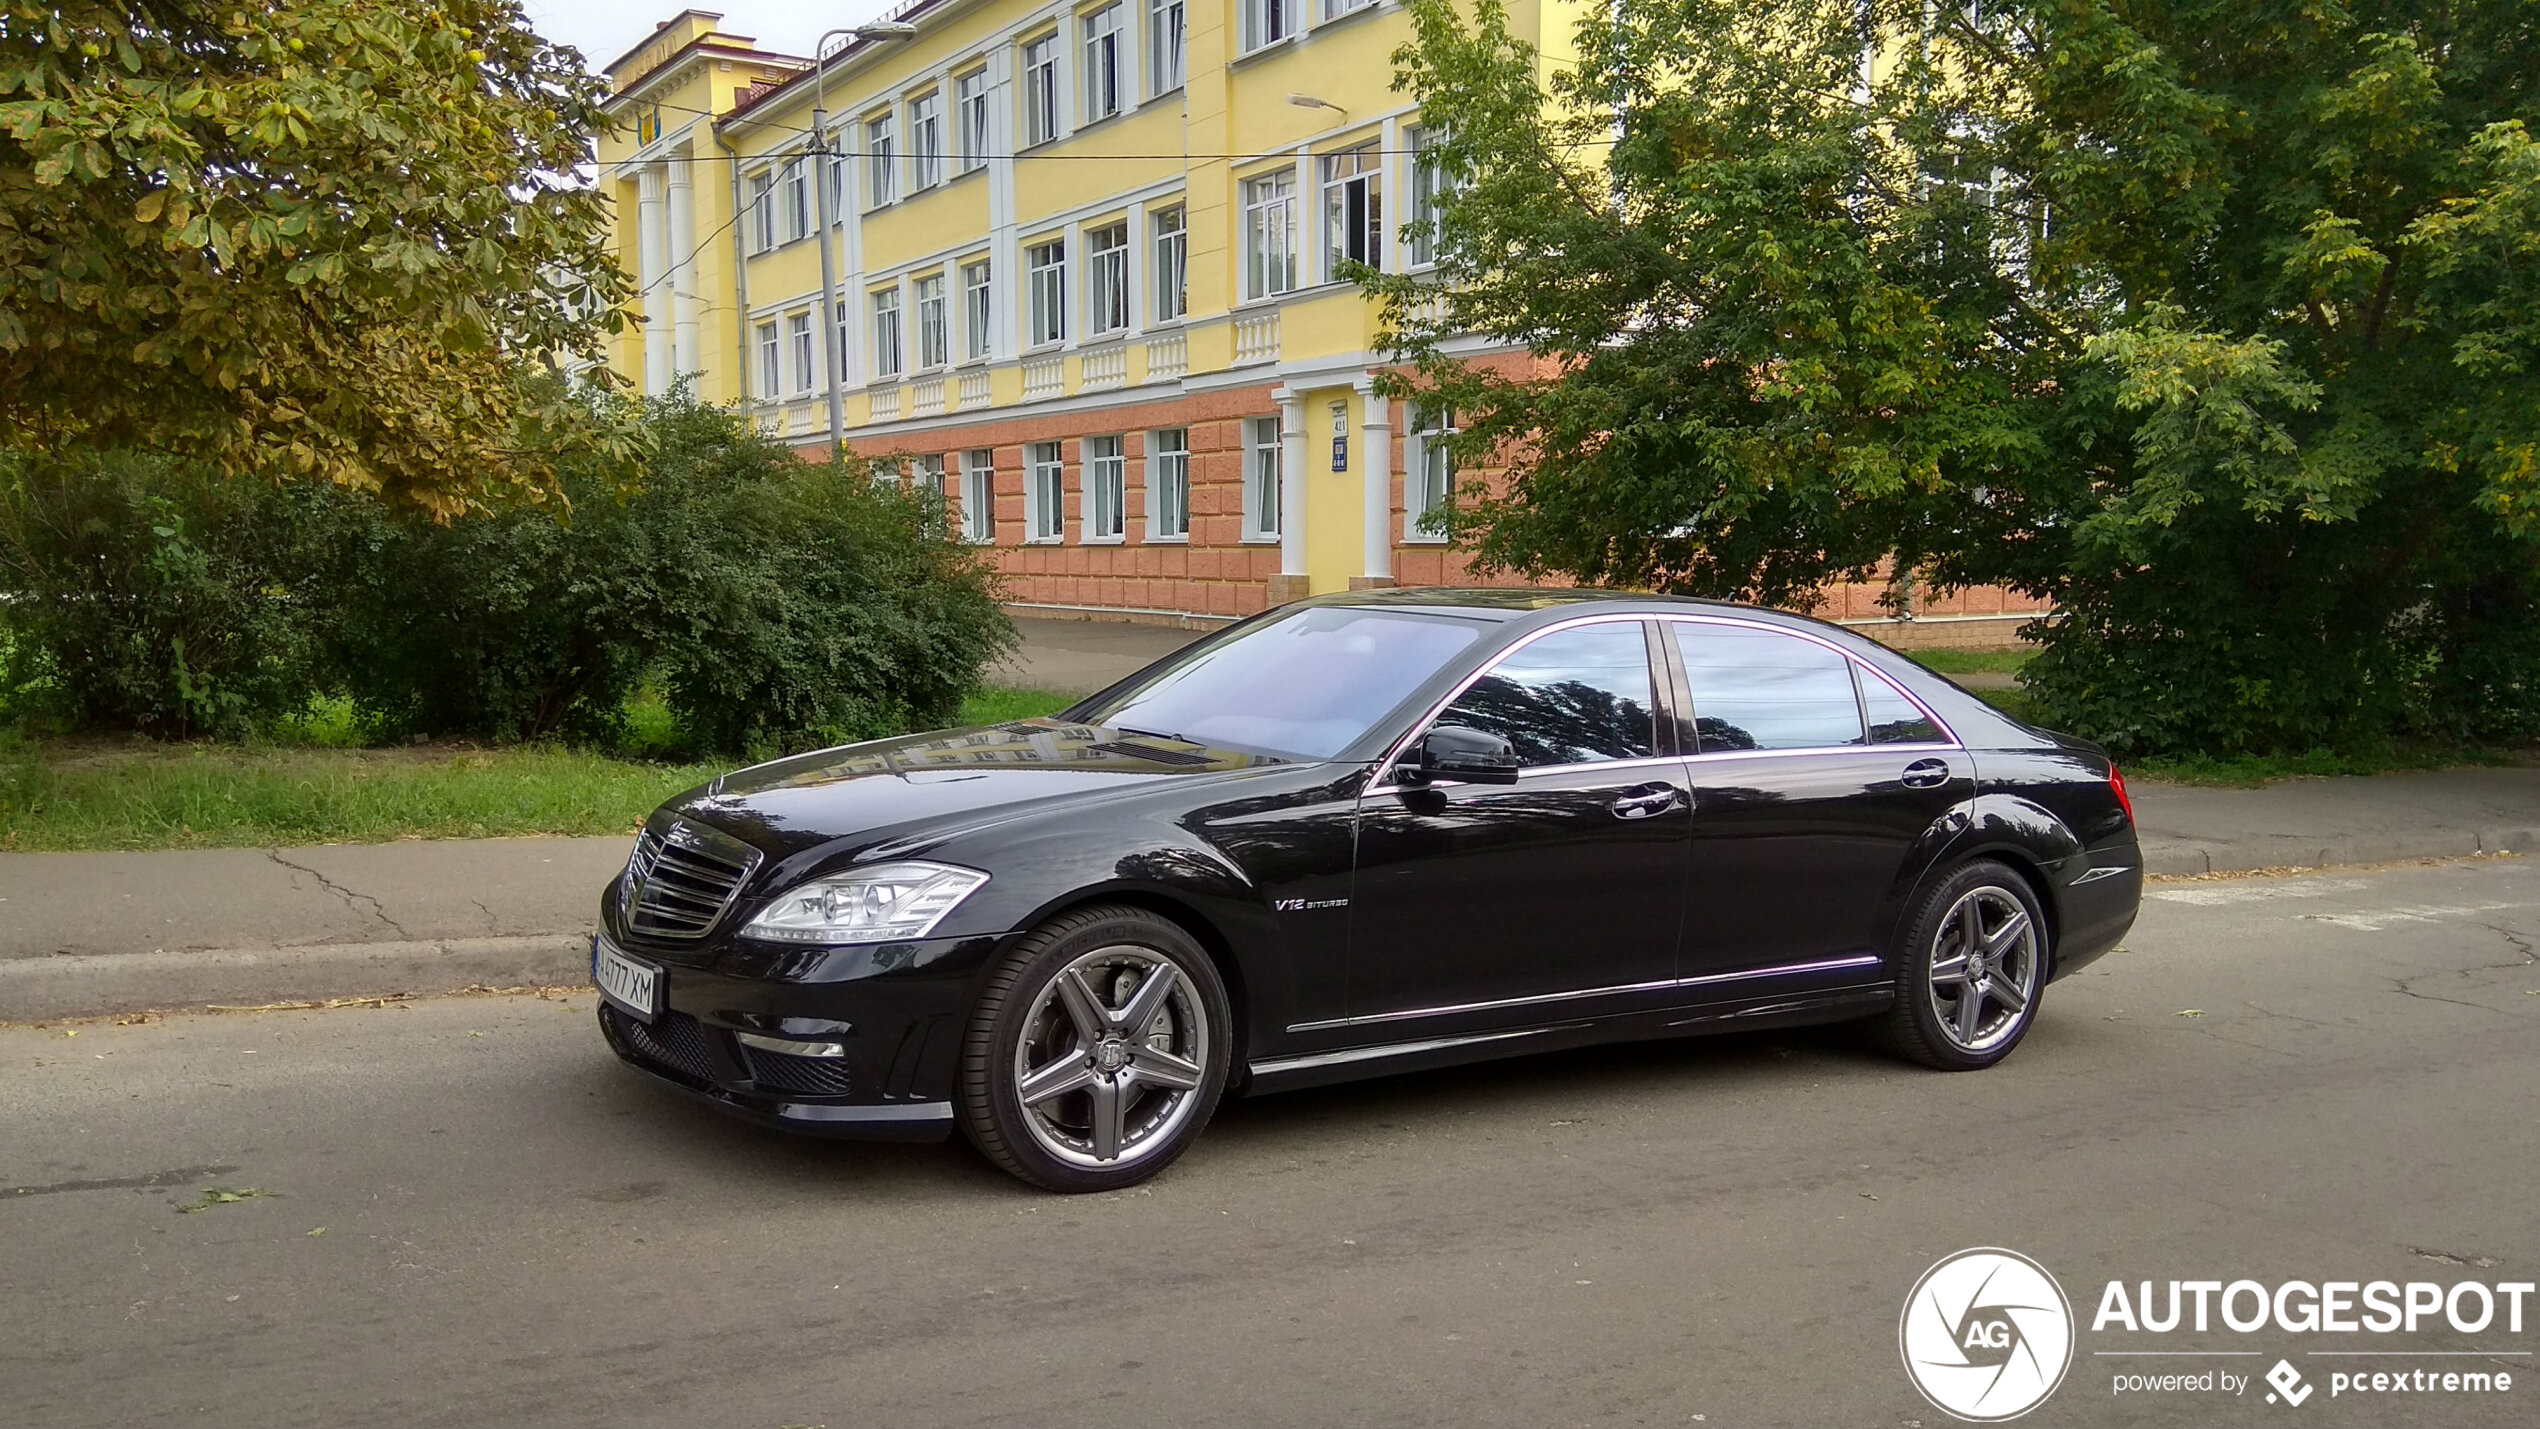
2, 858, 2533, 1428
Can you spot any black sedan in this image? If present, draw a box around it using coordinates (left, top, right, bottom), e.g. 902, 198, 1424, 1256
592, 589, 2139, 1191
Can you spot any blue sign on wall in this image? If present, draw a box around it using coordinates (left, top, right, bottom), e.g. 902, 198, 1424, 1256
1331, 436, 1348, 472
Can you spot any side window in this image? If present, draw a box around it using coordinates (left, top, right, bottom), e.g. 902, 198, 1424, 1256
1437, 623, 1656, 768
1673, 624, 1866, 752
1861, 669, 1943, 744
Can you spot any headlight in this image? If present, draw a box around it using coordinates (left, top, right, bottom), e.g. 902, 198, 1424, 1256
739, 862, 990, 944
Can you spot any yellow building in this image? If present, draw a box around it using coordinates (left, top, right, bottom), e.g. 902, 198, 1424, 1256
596, 6, 2049, 641
597, 2, 1564, 621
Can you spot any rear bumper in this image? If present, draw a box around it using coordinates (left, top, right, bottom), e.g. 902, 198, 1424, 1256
2050, 836, 2142, 980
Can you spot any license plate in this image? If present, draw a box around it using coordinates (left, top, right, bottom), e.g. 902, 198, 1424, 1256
593, 936, 663, 1022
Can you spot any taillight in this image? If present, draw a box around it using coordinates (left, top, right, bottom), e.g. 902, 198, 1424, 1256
2109, 765, 2135, 824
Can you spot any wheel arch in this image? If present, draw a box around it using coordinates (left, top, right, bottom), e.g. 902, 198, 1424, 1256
1004, 885, 1257, 1090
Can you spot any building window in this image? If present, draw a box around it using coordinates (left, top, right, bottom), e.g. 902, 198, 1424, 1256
1148, 0, 1185, 95
755, 320, 780, 397
870, 289, 903, 381
912, 454, 949, 529
1027, 239, 1067, 346
1323, 0, 1373, 18
1409, 125, 1455, 267
1242, 171, 1299, 300
961, 449, 996, 543
865, 115, 897, 208
907, 91, 943, 191
1084, 435, 1126, 541
914, 274, 949, 369
1022, 35, 1059, 147
961, 260, 993, 360
825, 152, 847, 227
1027, 440, 1065, 542
955, 69, 990, 174
833, 302, 852, 382
747, 170, 775, 253
1083, 4, 1125, 124
1086, 222, 1130, 336
787, 311, 814, 393
1407, 402, 1456, 540
1148, 428, 1189, 539
1245, 416, 1282, 540
1322, 143, 1382, 278
1242, 0, 1293, 54
782, 158, 811, 242
1151, 205, 1187, 322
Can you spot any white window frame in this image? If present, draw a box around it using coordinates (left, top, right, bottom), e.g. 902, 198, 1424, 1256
1409, 125, 1456, 268
907, 90, 944, 192
1026, 440, 1065, 543
1148, 0, 1185, 96
960, 259, 994, 361
1083, 434, 1126, 543
755, 320, 780, 398
1244, 415, 1282, 541
787, 311, 815, 394
955, 69, 990, 174
1082, 4, 1125, 125
911, 453, 949, 517
1027, 239, 1067, 347
1241, 171, 1299, 301
865, 114, 898, 208
1022, 34, 1060, 148
870, 288, 903, 381
1086, 221, 1130, 337
747, 169, 775, 254
961, 448, 996, 543
1322, 143, 1383, 280
1146, 428, 1190, 541
825, 151, 848, 228
914, 273, 949, 370
1406, 402, 1457, 542
781, 158, 811, 243
1322, 0, 1373, 19
832, 302, 852, 383
1241, 0, 1295, 54
1150, 205, 1187, 323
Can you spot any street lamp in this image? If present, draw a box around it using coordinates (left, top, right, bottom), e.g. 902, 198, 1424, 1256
810, 20, 920, 455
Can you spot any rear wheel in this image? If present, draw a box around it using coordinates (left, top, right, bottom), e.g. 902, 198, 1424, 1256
956, 905, 1232, 1192
1875, 860, 2048, 1071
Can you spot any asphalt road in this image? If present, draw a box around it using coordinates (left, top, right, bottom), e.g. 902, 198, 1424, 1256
3, 859, 2534, 1428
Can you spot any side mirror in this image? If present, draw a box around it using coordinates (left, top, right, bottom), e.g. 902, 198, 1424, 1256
1402, 724, 1521, 786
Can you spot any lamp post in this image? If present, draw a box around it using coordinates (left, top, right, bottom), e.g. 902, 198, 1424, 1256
809, 21, 920, 456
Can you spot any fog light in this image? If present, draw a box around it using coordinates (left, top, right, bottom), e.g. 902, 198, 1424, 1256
734, 1031, 847, 1059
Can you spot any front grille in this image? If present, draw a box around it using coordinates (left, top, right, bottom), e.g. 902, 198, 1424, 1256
608, 1006, 726, 1087
620, 818, 760, 941
743, 1047, 856, 1097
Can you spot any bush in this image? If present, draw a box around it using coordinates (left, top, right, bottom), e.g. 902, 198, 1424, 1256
0, 452, 347, 737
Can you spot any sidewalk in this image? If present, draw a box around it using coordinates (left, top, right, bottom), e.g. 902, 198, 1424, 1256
3, 766, 2532, 1022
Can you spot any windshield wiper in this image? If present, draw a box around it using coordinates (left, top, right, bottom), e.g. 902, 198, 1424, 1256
1116, 726, 1196, 746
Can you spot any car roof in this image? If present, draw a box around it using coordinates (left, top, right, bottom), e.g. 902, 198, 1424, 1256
1301, 585, 1796, 624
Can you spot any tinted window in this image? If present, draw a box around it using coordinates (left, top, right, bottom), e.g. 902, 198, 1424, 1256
1437, 622, 1656, 767
1861, 671, 1943, 743
1075, 606, 1486, 759
1674, 624, 1865, 752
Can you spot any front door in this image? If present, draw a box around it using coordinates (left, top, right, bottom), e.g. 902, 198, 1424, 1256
1348, 620, 1690, 1026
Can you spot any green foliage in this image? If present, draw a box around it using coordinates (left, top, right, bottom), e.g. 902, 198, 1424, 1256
0, 2, 634, 514
1380, 0, 2540, 756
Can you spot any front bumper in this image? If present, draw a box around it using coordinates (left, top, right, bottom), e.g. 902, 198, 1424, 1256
591, 924, 1006, 1143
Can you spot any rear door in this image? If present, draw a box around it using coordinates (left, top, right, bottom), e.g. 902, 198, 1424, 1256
1664, 620, 1973, 983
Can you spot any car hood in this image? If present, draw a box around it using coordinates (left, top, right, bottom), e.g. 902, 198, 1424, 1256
663, 720, 1293, 859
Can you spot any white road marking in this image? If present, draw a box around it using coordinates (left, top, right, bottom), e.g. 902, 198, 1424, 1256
2151, 877, 2368, 906
2298, 902, 2532, 932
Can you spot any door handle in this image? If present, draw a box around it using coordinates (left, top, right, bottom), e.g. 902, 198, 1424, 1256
1900, 758, 1951, 789
1611, 783, 1686, 820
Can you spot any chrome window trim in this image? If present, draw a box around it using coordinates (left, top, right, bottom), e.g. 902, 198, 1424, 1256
1285, 953, 1883, 1034
1658, 613, 1965, 753
1367, 611, 1666, 791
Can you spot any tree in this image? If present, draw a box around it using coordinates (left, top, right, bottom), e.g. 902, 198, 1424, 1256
1377, 0, 2540, 754
0, 2, 633, 514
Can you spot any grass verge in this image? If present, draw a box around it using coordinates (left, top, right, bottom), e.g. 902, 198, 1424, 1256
1, 686, 1086, 852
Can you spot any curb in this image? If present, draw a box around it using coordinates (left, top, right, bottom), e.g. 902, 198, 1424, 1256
2138, 829, 2536, 878
0, 934, 590, 1024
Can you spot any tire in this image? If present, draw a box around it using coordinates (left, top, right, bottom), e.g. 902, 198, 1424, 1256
956, 904, 1233, 1192
1874, 860, 2050, 1071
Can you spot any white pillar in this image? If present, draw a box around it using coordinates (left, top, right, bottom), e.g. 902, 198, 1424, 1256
635, 166, 672, 396
1356, 376, 1392, 584
665, 151, 700, 382
1275, 386, 1307, 580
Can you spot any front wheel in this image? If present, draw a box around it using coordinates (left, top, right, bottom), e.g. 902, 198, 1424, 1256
956, 905, 1233, 1192
1874, 860, 2049, 1071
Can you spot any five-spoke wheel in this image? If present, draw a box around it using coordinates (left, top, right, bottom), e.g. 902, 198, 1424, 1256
1878, 860, 2049, 1070
958, 906, 1232, 1191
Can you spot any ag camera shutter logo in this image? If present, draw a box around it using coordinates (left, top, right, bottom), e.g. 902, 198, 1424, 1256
1901, 1248, 2077, 1421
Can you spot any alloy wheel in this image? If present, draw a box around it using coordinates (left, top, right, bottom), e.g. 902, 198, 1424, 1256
1925, 886, 2040, 1054
1011, 945, 1212, 1168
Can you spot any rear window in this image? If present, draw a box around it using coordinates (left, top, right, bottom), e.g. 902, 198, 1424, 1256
1673, 624, 1866, 752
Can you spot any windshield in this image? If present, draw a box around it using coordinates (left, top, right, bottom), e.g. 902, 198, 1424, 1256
1072, 606, 1491, 759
